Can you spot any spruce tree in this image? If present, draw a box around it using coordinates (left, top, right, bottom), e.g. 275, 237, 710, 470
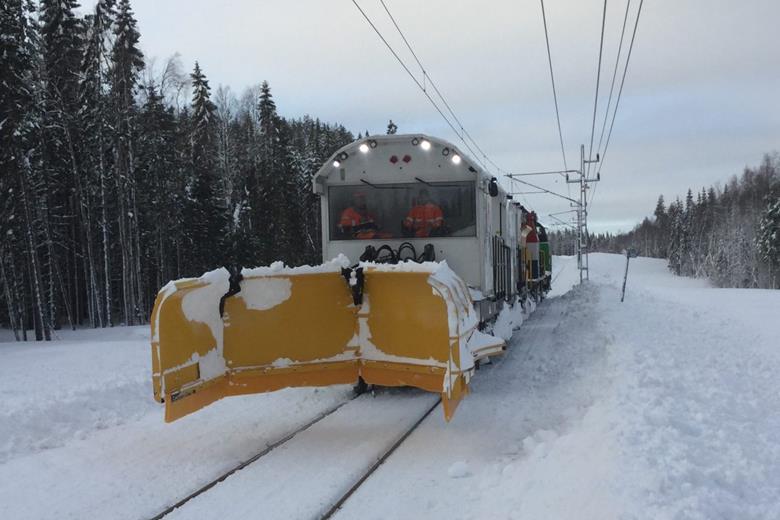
37, 0, 89, 332
757, 198, 780, 288
256, 80, 294, 264
111, 0, 145, 324
79, 0, 116, 326
183, 62, 227, 274
0, 0, 42, 339
136, 83, 180, 293
668, 199, 683, 275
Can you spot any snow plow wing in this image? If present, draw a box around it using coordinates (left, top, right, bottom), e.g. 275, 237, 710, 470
151, 259, 504, 423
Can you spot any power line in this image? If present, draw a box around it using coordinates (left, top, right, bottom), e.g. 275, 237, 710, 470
508, 169, 580, 177
539, 0, 568, 173
378, 0, 506, 178
590, 0, 644, 209
595, 0, 631, 163
352, 0, 519, 191
349, 0, 489, 173
586, 0, 608, 178
588, 0, 630, 212
597, 0, 643, 177
506, 175, 580, 205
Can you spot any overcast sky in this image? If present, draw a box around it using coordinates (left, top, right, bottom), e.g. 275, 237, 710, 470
124, 0, 779, 233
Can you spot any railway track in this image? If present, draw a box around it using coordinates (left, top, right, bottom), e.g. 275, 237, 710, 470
148, 390, 442, 520
148, 395, 360, 520
319, 397, 441, 519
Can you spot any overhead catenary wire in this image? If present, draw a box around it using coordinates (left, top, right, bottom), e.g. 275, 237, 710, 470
595, 0, 632, 165
547, 214, 577, 229
590, 0, 644, 209
351, 0, 520, 200
596, 0, 643, 177
378, 0, 507, 178
354, 0, 642, 220
586, 0, 608, 178
508, 169, 580, 177
349, 0, 488, 173
588, 0, 630, 213
539, 0, 569, 174
349, 0, 487, 170
507, 176, 579, 205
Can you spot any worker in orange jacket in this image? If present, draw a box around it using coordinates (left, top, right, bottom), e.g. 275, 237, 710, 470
339, 192, 379, 239
403, 189, 445, 238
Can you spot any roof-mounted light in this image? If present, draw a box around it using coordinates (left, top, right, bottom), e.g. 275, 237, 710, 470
332, 160, 340, 168
369, 139, 377, 149
451, 154, 461, 165
359, 143, 370, 153
411, 137, 420, 146
442, 147, 450, 157
338, 152, 349, 161
420, 139, 431, 150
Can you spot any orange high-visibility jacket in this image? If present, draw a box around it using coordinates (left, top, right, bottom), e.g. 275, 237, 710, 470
339, 207, 376, 238
404, 203, 443, 237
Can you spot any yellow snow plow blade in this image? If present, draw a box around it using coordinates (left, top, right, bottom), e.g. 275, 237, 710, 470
151, 261, 504, 423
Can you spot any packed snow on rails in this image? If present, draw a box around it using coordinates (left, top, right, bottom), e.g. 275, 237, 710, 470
2, 254, 780, 519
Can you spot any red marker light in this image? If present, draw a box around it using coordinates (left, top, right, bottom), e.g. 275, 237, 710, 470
402, 155, 411, 163
390, 155, 398, 164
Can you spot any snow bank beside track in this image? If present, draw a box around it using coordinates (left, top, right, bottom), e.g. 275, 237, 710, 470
594, 254, 780, 519
0, 327, 152, 464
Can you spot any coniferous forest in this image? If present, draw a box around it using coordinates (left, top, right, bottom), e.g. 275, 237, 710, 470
550, 154, 780, 289
0, 0, 355, 340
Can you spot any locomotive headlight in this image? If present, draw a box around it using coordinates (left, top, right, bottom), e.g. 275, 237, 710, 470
451, 154, 461, 164
333, 160, 341, 168
420, 139, 431, 151
359, 143, 370, 153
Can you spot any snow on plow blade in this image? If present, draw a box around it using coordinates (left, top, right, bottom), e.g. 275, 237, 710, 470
151, 258, 504, 423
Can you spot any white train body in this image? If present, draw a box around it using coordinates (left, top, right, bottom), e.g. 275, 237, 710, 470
313, 134, 528, 323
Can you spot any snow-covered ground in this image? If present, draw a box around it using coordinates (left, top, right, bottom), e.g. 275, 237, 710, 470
1, 253, 779, 519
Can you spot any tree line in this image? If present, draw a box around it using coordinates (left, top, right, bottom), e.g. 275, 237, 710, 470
550, 154, 780, 289
0, 0, 358, 340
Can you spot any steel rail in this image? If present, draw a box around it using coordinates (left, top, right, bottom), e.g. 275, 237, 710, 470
319, 397, 442, 519
147, 395, 360, 520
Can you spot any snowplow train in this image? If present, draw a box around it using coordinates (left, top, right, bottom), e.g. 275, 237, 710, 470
151, 134, 551, 423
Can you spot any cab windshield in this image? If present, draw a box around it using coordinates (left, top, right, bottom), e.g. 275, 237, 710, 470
329, 181, 476, 240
